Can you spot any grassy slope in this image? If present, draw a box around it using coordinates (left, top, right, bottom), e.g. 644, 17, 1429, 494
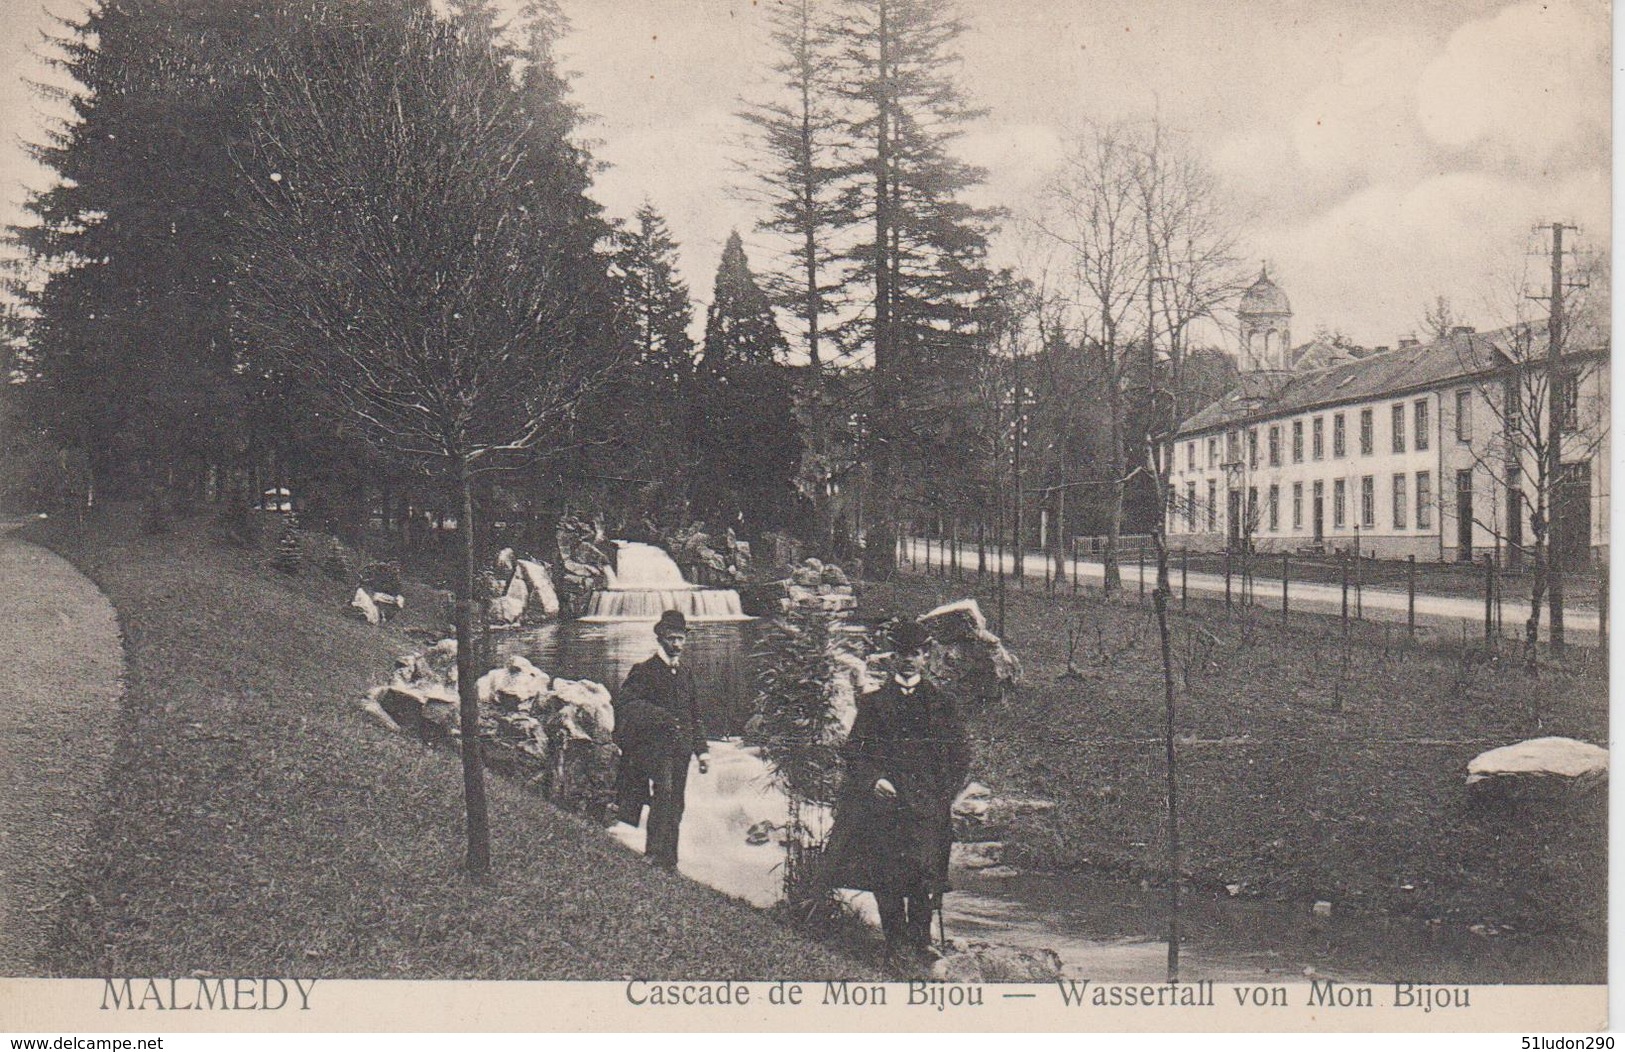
29, 508, 865, 980
863, 571, 1606, 941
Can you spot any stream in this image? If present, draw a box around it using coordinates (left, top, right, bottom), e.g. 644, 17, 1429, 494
496, 619, 1600, 985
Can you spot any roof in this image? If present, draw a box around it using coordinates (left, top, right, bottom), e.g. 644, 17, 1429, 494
1177, 320, 1605, 437
1238, 268, 1290, 316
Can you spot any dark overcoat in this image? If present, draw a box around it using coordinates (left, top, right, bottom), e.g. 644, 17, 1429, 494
821, 677, 971, 895
612, 654, 708, 816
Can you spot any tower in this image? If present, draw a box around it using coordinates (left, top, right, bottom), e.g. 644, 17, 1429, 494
1237, 266, 1292, 371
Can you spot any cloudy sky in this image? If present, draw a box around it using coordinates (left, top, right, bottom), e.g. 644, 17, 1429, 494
0, 0, 1610, 352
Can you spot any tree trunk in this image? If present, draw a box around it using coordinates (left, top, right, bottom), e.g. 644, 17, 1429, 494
1103, 372, 1125, 595
455, 458, 493, 876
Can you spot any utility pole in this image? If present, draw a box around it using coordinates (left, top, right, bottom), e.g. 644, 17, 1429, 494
1544, 222, 1568, 656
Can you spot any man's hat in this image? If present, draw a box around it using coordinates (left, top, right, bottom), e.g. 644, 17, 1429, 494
890, 619, 932, 654
654, 609, 688, 636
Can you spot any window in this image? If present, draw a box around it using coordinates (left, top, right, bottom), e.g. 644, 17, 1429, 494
1247, 486, 1258, 532
1226, 430, 1240, 464
1416, 471, 1432, 529
1392, 473, 1408, 529
1292, 420, 1304, 463
1359, 408, 1374, 455
1557, 373, 1580, 431
1360, 476, 1375, 528
1208, 437, 1219, 468
1186, 442, 1195, 472
1268, 484, 1279, 531
1455, 389, 1472, 441
1268, 426, 1281, 467
1332, 413, 1346, 458
1312, 416, 1324, 460
1248, 428, 1258, 470
1206, 480, 1217, 531
1391, 403, 1406, 453
1292, 482, 1303, 530
1333, 479, 1346, 528
1186, 482, 1197, 528
1414, 399, 1430, 452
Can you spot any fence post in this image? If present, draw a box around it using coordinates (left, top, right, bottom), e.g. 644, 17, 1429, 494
1484, 553, 1494, 644
1181, 548, 1188, 612
1072, 538, 1079, 594
1139, 546, 1146, 600
1355, 549, 1364, 620
1600, 561, 1609, 655
1224, 549, 1233, 613
1407, 554, 1416, 638
1282, 552, 1290, 627
1341, 550, 1349, 625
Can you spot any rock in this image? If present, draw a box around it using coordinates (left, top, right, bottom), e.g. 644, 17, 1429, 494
951, 841, 1004, 869
477, 656, 550, 708
919, 599, 986, 644
745, 819, 777, 846
515, 559, 561, 617
821, 563, 850, 587
1466, 737, 1608, 800
986, 794, 1056, 820
952, 781, 993, 819
931, 941, 1063, 983
351, 587, 381, 625
1312, 901, 1333, 917
790, 565, 822, 587
489, 593, 526, 626
548, 677, 615, 743
495, 547, 517, 574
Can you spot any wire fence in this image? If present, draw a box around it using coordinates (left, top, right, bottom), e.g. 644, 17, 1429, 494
899, 533, 1608, 653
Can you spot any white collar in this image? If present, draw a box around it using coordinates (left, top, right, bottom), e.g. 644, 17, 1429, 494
656, 644, 681, 669
894, 673, 921, 691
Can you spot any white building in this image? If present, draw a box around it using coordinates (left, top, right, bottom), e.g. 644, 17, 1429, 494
1169, 272, 1609, 566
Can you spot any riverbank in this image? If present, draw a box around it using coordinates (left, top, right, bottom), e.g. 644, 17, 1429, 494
22, 507, 866, 980
860, 571, 1606, 978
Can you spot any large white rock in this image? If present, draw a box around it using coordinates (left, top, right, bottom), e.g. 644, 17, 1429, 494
1467, 737, 1609, 788
477, 655, 550, 706
549, 677, 615, 742
351, 587, 381, 625
516, 559, 561, 617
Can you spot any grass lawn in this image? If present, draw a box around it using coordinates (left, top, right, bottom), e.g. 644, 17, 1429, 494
27, 507, 868, 980
862, 569, 1606, 950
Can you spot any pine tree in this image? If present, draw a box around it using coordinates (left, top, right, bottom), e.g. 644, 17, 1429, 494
740, 0, 847, 369
695, 232, 800, 531
828, 0, 998, 577
606, 203, 697, 510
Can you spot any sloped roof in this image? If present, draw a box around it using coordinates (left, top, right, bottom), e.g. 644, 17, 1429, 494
1178, 322, 1602, 436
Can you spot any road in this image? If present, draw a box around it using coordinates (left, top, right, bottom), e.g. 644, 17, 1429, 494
903, 537, 1602, 641
0, 524, 124, 974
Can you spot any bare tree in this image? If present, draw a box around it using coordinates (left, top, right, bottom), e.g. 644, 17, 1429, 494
232, 10, 621, 874
1027, 123, 1149, 596
1453, 237, 1608, 670
1421, 293, 1460, 343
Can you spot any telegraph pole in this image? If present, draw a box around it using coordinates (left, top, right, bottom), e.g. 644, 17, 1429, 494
1544, 223, 1568, 656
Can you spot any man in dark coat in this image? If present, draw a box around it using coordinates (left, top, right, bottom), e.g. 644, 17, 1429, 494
612, 609, 710, 868
822, 619, 971, 955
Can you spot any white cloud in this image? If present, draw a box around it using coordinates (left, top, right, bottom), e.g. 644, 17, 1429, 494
1291, 35, 1436, 178
1416, 0, 1609, 169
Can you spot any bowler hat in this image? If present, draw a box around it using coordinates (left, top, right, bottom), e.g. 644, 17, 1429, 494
654, 609, 688, 635
890, 619, 932, 654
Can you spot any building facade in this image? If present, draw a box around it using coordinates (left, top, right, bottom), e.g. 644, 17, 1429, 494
1169, 274, 1609, 565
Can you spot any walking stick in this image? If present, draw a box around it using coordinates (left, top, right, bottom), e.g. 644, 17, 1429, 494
937, 898, 948, 955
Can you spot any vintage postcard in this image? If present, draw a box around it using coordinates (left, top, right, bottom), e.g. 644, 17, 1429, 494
0, 0, 1610, 1039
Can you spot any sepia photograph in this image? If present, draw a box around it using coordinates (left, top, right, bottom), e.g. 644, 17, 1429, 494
0, 0, 1610, 1036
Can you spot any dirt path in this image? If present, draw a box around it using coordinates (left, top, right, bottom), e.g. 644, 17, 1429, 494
0, 524, 123, 975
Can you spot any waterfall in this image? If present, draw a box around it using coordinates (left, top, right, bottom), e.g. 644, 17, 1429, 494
582, 541, 751, 623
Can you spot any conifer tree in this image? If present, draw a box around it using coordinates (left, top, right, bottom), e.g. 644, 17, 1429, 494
828, 0, 997, 577
695, 232, 799, 531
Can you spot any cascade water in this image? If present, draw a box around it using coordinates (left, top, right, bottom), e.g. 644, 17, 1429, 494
582, 541, 751, 623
